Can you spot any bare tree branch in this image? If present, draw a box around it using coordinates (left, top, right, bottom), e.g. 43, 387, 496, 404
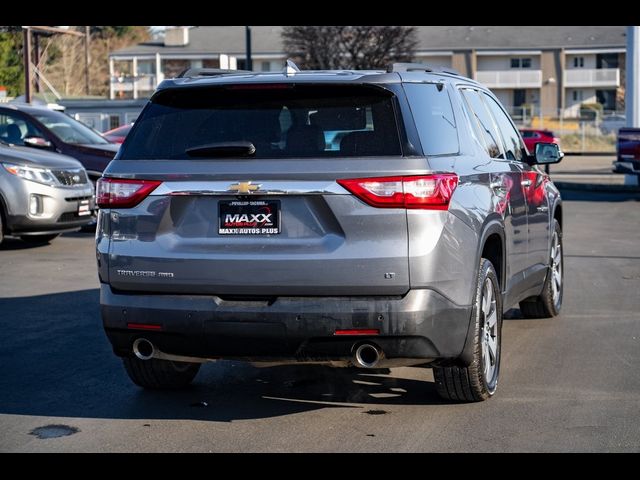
282, 26, 417, 70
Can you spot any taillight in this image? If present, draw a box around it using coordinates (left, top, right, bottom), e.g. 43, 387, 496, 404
337, 174, 458, 210
96, 178, 161, 208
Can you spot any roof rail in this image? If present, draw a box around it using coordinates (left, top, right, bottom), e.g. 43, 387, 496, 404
176, 68, 253, 78
388, 62, 461, 76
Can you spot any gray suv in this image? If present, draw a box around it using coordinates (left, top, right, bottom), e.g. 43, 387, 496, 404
96, 64, 564, 402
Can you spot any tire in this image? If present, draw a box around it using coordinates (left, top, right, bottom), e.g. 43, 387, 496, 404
20, 234, 59, 244
433, 259, 502, 402
520, 219, 563, 318
0, 209, 4, 246
122, 357, 201, 390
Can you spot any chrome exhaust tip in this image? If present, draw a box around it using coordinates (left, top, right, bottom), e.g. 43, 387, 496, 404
133, 338, 154, 361
354, 343, 382, 369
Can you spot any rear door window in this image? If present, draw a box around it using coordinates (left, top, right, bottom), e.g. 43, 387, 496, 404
403, 83, 459, 155
460, 89, 503, 159
120, 85, 402, 159
481, 93, 526, 162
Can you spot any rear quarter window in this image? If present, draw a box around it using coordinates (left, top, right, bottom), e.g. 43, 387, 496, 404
402, 83, 459, 156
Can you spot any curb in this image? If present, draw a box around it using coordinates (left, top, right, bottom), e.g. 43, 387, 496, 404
564, 152, 616, 156
554, 181, 640, 193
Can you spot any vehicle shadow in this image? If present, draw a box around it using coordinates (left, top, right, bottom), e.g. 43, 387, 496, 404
0, 289, 445, 424
0, 231, 95, 251
0, 237, 53, 251
556, 188, 640, 202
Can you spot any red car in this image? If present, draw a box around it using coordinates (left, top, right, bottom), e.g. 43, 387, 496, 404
103, 124, 132, 144
519, 129, 559, 152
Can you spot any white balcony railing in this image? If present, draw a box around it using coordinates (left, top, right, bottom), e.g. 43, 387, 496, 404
475, 70, 542, 89
110, 74, 157, 93
564, 68, 620, 88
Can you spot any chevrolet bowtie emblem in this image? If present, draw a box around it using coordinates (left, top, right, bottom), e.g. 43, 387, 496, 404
228, 181, 261, 194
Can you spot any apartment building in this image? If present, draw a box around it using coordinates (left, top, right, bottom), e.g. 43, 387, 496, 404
109, 26, 626, 119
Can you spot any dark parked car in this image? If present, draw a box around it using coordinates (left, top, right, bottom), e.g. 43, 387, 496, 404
613, 127, 640, 174
103, 124, 133, 144
97, 64, 564, 402
0, 104, 119, 181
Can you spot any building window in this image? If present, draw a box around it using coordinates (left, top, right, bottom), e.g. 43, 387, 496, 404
573, 57, 585, 68
109, 115, 120, 130
261, 61, 271, 72
572, 90, 583, 102
510, 58, 532, 69
596, 89, 616, 110
596, 53, 618, 69
513, 89, 526, 107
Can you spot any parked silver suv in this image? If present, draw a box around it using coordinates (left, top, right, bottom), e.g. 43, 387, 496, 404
0, 139, 95, 245
96, 64, 564, 402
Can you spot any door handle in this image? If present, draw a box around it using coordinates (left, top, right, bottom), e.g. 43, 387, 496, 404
521, 179, 532, 187
490, 181, 507, 191
537, 206, 549, 212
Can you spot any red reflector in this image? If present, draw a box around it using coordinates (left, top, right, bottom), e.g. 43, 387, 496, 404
96, 178, 161, 208
127, 323, 163, 331
337, 174, 458, 210
334, 329, 380, 336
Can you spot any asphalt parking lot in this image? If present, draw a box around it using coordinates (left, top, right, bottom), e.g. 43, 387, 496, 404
1, 189, 639, 452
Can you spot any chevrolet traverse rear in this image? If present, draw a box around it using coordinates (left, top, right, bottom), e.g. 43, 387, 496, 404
96, 65, 564, 402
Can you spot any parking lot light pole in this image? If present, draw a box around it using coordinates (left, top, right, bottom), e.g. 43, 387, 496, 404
627, 26, 640, 128
245, 26, 252, 71
85, 26, 90, 95
23, 27, 32, 103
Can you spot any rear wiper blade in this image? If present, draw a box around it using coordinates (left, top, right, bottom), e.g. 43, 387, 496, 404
186, 141, 256, 157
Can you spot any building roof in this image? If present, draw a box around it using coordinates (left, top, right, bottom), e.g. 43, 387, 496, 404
110, 26, 627, 57
415, 26, 626, 51
112, 26, 284, 56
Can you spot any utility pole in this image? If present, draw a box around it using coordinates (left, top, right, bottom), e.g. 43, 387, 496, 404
33, 32, 41, 93
85, 26, 91, 95
23, 27, 32, 103
627, 26, 640, 127
245, 26, 252, 71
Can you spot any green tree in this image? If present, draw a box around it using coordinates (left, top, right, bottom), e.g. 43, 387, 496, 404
0, 30, 24, 96
282, 26, 417, 70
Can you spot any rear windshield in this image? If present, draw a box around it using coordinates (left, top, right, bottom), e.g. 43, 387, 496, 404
119, 84, 402, 159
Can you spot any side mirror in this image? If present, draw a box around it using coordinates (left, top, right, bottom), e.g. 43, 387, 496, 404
531, 142, 563, 165
24, 136, 53, 149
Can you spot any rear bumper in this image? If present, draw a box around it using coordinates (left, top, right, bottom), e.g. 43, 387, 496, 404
101, 285, 473, 365
613, 160, 640, 174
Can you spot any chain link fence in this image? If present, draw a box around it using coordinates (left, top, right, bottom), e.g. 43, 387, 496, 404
507, 106, 623, 153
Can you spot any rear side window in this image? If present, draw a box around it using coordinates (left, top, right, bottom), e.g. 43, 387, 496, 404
481, 93, 526, 161
460, 89, 503, 159
119, 85, 402, 159
403, 83, 458, 155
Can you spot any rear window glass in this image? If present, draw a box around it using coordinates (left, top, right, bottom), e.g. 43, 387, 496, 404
402, 83, 459, 156
120, 85, 402, 159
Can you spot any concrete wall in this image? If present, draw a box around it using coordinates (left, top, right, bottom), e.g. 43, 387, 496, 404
414, 55, 452, 69
452, 51, 473, 77
565, 53, 596, 69
540, 49, 562, 116
564, 88, 597, 117
477, 55, 541, 70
